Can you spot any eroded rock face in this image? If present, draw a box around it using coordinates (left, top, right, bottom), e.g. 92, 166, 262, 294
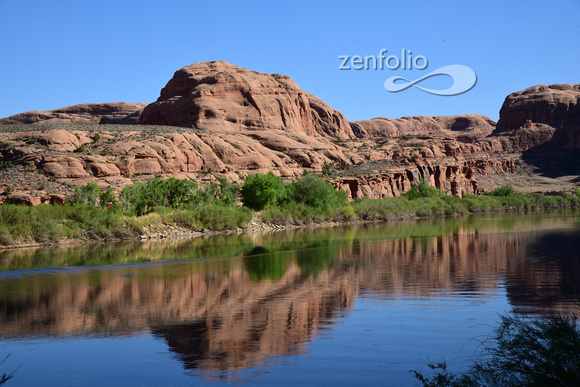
0, 102, 147, 125
138, 61, 355, 140
491, 84, 580, 152
350, 114, 495, 143
495, 84, 580, 132
332, 164, 479, 199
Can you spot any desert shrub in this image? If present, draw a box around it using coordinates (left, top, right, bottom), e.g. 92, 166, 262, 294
119, 177, 203, 215
146, 177, 201, 207
171, 205, 253, 231
342, 205, 356, 220
0, 225, 15, 246
439, 195, 467, 214
486, 185, 515, 197
69, 182, 102, 206
119, 182, 150, 215
241, 172, 286, 211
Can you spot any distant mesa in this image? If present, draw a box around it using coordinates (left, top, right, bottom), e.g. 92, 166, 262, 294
0, 102, 147, 125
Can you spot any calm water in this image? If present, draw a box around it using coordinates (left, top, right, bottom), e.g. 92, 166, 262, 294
1, 211, 579, 386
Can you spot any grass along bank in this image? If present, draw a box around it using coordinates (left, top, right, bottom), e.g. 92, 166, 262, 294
0, 174, 579, 248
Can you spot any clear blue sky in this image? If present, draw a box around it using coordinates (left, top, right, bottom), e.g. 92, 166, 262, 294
1, 0, 579, 122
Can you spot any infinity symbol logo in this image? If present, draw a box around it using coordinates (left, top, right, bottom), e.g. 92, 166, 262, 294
384, 65, 477, 96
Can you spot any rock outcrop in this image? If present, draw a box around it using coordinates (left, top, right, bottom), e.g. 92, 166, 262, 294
0, 102, 147, 125
495, 84, 580, 132
350, 114, 495, 143
138, 61, 355, 140
492, 84, 580, 151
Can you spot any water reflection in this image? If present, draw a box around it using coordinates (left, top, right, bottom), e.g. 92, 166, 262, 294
0, 211, 579, 376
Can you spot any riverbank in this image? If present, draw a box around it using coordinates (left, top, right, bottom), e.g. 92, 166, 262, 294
1, 185, 579, 251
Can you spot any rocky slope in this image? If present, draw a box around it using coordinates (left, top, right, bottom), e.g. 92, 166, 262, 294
0, 61, 578, 204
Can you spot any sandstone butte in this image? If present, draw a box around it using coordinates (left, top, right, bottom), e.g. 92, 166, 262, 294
0, 61, 578, 206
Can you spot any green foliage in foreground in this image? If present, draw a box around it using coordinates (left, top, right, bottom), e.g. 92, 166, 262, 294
412, 312, 580, 387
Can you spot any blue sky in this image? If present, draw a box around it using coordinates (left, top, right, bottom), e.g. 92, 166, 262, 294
1, 0, 579, 122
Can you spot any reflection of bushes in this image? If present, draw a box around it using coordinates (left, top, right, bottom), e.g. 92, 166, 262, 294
244, 249, 289, 282
413, 312, 580, 386
296, 246, 336, 277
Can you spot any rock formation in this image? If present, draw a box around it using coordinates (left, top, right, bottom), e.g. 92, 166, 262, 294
139, 61, 355, 140
495, 84, 580, 133
0, 59, 578, 203
350, 114, 495, 143
492, 84, 580, 151
0, 102, 147, 125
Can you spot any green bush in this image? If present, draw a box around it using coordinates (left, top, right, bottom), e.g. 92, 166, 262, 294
119, 177, 204, 215
241, 172, 286, 211
69, 182, 102, 206
404, 179, 444, 200
215, 177, 241, 207
99, 187, 116, 209
486, 185, 515, 197
290, 174, 348, 213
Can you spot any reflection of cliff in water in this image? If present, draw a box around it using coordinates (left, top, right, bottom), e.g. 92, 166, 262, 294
0, 213, 579, 373
503, 228, 580, 314
151, 264, 354, 373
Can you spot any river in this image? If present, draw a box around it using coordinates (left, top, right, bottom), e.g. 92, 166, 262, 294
1, 210, 579, 386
